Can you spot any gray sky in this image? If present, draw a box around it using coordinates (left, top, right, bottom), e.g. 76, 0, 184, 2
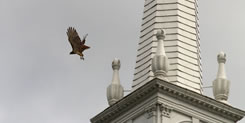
0, 0, 245, 123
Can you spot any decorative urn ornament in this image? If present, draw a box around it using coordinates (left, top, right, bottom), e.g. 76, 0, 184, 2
213, 52, 230, 104
152, 29, 169, 81
107, 58, 124, 105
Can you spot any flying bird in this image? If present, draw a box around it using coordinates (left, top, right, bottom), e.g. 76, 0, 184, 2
66, 27, 90, 60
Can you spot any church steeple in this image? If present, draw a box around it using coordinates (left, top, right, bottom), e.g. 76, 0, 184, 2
133, 0, 202, 93
91, 1, 245, 123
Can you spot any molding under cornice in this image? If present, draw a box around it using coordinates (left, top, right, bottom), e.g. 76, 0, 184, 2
90, 78, 245, 123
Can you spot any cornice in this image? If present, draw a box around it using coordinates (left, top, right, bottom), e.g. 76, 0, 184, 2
90, 78, 245, 123
155, 79, 245, 121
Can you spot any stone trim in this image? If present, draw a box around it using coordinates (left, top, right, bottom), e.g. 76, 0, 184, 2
144, 102, 173, 119
90, 78, 245, 123
145, 103, 157, 119
160, 103, 172, 118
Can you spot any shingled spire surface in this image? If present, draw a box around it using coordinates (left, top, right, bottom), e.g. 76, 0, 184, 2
133, 0, 202, 93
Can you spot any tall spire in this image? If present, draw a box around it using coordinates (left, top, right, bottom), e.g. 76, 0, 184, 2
132, 0, 202, 93
213, 52, 230, 104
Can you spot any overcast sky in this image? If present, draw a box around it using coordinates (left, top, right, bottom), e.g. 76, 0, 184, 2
0, 0, 245, 123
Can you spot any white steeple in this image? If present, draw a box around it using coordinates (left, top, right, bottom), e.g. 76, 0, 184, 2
213, 52, 230, 104
133, 0, 202, 93
107, 58, 124, 106
91, 2, 245, 123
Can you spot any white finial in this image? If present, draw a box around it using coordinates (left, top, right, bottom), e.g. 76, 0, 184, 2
213, 52, 230, 104
107, 58, 124, 106
156, 29, 166, 56
156, 29, 166, 40
111, 58, 120, 83
152, 29, 169, 81
217, 52, 227, 78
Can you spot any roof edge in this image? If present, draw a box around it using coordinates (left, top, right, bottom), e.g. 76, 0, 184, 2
91, 78, 245, 123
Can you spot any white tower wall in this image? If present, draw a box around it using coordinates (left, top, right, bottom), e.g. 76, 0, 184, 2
133, 0, 202, 93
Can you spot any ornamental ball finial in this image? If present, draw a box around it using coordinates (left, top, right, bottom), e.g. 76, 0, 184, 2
152, 28, 169, 81
112, 58, 120, 70
156, 29, 166, 40
213, 51, 230, 104
107, 58, 124, 106
217, 51, 226, 63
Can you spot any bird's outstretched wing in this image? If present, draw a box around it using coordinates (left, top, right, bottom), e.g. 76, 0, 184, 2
66, 27, 81, 50
81, 34, 88, 45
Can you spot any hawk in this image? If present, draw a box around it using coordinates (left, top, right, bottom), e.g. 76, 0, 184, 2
66, 27, 90, 60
